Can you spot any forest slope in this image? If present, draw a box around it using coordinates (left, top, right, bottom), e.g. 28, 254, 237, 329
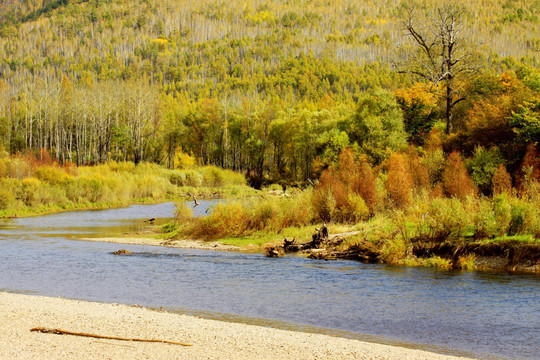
0, 0, 538, 183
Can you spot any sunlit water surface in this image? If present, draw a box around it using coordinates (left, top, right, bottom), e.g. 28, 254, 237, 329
0, 202, 538, 360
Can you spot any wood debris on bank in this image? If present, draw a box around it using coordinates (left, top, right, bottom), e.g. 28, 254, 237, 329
30, 327, 192, 346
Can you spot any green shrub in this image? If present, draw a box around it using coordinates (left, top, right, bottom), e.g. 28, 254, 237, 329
421, 148, 445, 185
345, 194, 370, 222
19, 178, 42, 207
492, 194, 513, 235
34, 182, 68, 207
251, 200, 280, 231
425, 197, 469, 240
282, 188, 315, 227
517, 200, 540, 238
201, 166, 226, 187
68, 176, 104, 203
471, 197, 500, 239
184, 169, 203, 187
168, 171, 187, 186
0, 179, 18, 210
175, 201, 193, 224
379, 236, 409, 265
467, 146, 504, 195
421, 256, 453, 270
508, 202, 527, 236
196, 201, 251, 238
403, 190, 431, 239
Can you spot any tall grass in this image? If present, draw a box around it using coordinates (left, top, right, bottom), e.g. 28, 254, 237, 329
179, 191, 316, 239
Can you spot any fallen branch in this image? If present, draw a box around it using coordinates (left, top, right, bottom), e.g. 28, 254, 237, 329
30, 327, 192, 346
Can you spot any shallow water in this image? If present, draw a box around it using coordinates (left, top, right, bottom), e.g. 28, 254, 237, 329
0, 202, 538, 359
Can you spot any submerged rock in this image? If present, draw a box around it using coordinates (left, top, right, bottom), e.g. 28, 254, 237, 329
112, 249, 133, 256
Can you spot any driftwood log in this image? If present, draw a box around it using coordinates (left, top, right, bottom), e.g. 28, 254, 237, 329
263, 245, 285, 257
30, 327, 192, 346
306, 240, 378, 261
265, 225, 343, 258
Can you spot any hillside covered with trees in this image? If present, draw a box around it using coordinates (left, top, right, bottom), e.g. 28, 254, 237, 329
0, 0, 539, 190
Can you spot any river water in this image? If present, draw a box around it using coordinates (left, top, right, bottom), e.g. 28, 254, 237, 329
0, 202, 538, 359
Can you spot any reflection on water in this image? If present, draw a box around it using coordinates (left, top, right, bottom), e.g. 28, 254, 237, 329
0, 202, 538, 360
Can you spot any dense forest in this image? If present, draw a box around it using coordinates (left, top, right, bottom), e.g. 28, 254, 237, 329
0, 0, 539, 188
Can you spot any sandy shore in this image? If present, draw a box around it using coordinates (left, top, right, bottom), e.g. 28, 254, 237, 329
80, 230, 363, 253
80, 237, 241, 251
0, 292, 475, 360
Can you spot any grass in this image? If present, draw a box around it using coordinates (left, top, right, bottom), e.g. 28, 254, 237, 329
217, 223, 357, 249
420, 256, 454, 270
488, 235, 538, 244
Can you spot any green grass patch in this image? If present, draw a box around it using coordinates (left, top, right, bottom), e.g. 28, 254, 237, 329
483, 235, 538, 244
194, 223, 358, 250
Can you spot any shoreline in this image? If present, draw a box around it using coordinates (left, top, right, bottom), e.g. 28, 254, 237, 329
80, 236, 242, 251
0, 292, 476, 360
81, 235, 540, 275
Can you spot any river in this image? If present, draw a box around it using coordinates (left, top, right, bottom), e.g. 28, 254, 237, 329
0, 202, 538, 360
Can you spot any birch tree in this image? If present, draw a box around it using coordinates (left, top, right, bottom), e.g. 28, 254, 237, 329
397, 3, 480, 134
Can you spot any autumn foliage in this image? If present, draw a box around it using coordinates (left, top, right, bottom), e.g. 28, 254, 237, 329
492, 164, 512, 195
442, 151, 477, 200
386, 153, 413, 209
313, 148, 375, 223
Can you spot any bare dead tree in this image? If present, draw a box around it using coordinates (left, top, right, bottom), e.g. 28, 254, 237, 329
396, 3, 480, 134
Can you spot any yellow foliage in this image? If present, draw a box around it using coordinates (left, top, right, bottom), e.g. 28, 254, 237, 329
174, 149, 197, 169
33, 166, 72, 185
395, 83, 437, 108
457, 254, 477, 270
499, 72, 519, 92
245, 10, 277, 25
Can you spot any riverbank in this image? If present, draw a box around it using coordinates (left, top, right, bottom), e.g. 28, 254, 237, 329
82, 232, 540, 274
0, 292, 475, 360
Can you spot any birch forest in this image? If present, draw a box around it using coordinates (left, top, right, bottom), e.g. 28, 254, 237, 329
0, 0, 539, 183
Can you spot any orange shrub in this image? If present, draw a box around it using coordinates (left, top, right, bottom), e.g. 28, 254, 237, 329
353, 156, 377, 212
517, 143, 540, 185
313, 170, 338, 222
443, 151, 477, 201
492, 164, 512, 195
336, 148, 357, 187
386, 153, 413, 208
313, 148, 377, 222
407, 148, 430, 193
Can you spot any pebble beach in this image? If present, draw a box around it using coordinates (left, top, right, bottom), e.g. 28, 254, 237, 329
0, 292, 475, 360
